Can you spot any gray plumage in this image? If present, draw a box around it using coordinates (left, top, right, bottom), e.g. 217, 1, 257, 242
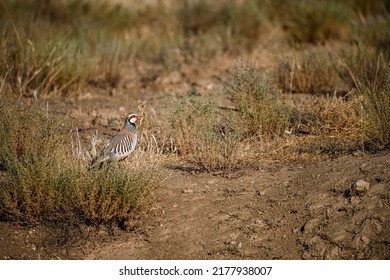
90, 113, 140, 169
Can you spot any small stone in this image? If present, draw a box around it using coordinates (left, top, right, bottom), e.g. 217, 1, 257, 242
257, 189, 267, 196
352, 180, 370, 195
182, 188, 194, 194
361, 235, 370, 245
98, 229, 108, 236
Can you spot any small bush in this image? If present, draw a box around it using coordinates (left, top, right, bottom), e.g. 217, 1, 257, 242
227, 65, 291, 139
0, 91, 161, 225
169, 93, 241, 171
0, 94, 72, 222
76, 163, 159, 224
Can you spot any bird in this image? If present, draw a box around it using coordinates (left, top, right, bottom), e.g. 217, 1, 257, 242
90, 113, 141, 169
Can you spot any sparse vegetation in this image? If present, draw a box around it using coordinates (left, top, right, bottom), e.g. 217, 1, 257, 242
0, 0, 389, 228
227, 66, 291, 139
0, 91, 162, 225
0, 0, 137, 96
277, 46, 345, 94
169, 93, 241, 171
356, 67, 390, 145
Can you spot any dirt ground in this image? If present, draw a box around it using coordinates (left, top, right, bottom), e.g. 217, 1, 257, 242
1, 64, 389, 260
1, 150, 389, 260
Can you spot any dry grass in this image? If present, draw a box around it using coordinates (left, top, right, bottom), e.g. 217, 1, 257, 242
277, 46, 344, 94
227, 65, 291, 139
355, 67, 390, 145
340, 45, 388, 89
0, 0, 139, 96
1, 0, 388, 95
273, 0, 353, 44
0, 93, 73, 222
1, 0, 389, 226
169, 93, 241, 171
0, 90, 164, 225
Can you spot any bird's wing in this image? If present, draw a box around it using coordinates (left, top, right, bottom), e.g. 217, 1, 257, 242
90, 129, 136, 169
103, 129, 136, 158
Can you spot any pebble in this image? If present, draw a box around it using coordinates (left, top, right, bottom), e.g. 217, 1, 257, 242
182, 188, 194, 194
352, 180, 370, 195
361, 235, 370, 246
97, 230, 108, 236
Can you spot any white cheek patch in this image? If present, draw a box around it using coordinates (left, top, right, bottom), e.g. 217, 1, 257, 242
129, 117, 137, 124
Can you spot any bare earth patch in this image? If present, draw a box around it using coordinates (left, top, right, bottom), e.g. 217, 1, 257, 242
1, 150, 389, 260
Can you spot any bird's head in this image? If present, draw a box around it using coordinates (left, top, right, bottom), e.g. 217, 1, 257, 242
126, 113, 141, 125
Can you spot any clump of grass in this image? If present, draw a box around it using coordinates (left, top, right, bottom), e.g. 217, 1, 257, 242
340, 45, 388, 89
169, 93, 241, 171
277, 46, 347, 94
0, 91, 162, 225
0, 0, 136, 95
76, 163, 159, 224
350, 5, 390, 51
356, 67, 390, 145
293, 94, 363, 139
226, 65, 291, 139
278, 44, 387, 94
177, 0, 270, 45
0, 30, 89, 96
0, 93, 72, 222
269, 0, 354, 44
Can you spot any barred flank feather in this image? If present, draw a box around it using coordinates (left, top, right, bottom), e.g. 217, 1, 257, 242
89, 113, 140, 169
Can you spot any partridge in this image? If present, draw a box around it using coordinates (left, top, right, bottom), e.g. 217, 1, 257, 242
90, 113, 140, 169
